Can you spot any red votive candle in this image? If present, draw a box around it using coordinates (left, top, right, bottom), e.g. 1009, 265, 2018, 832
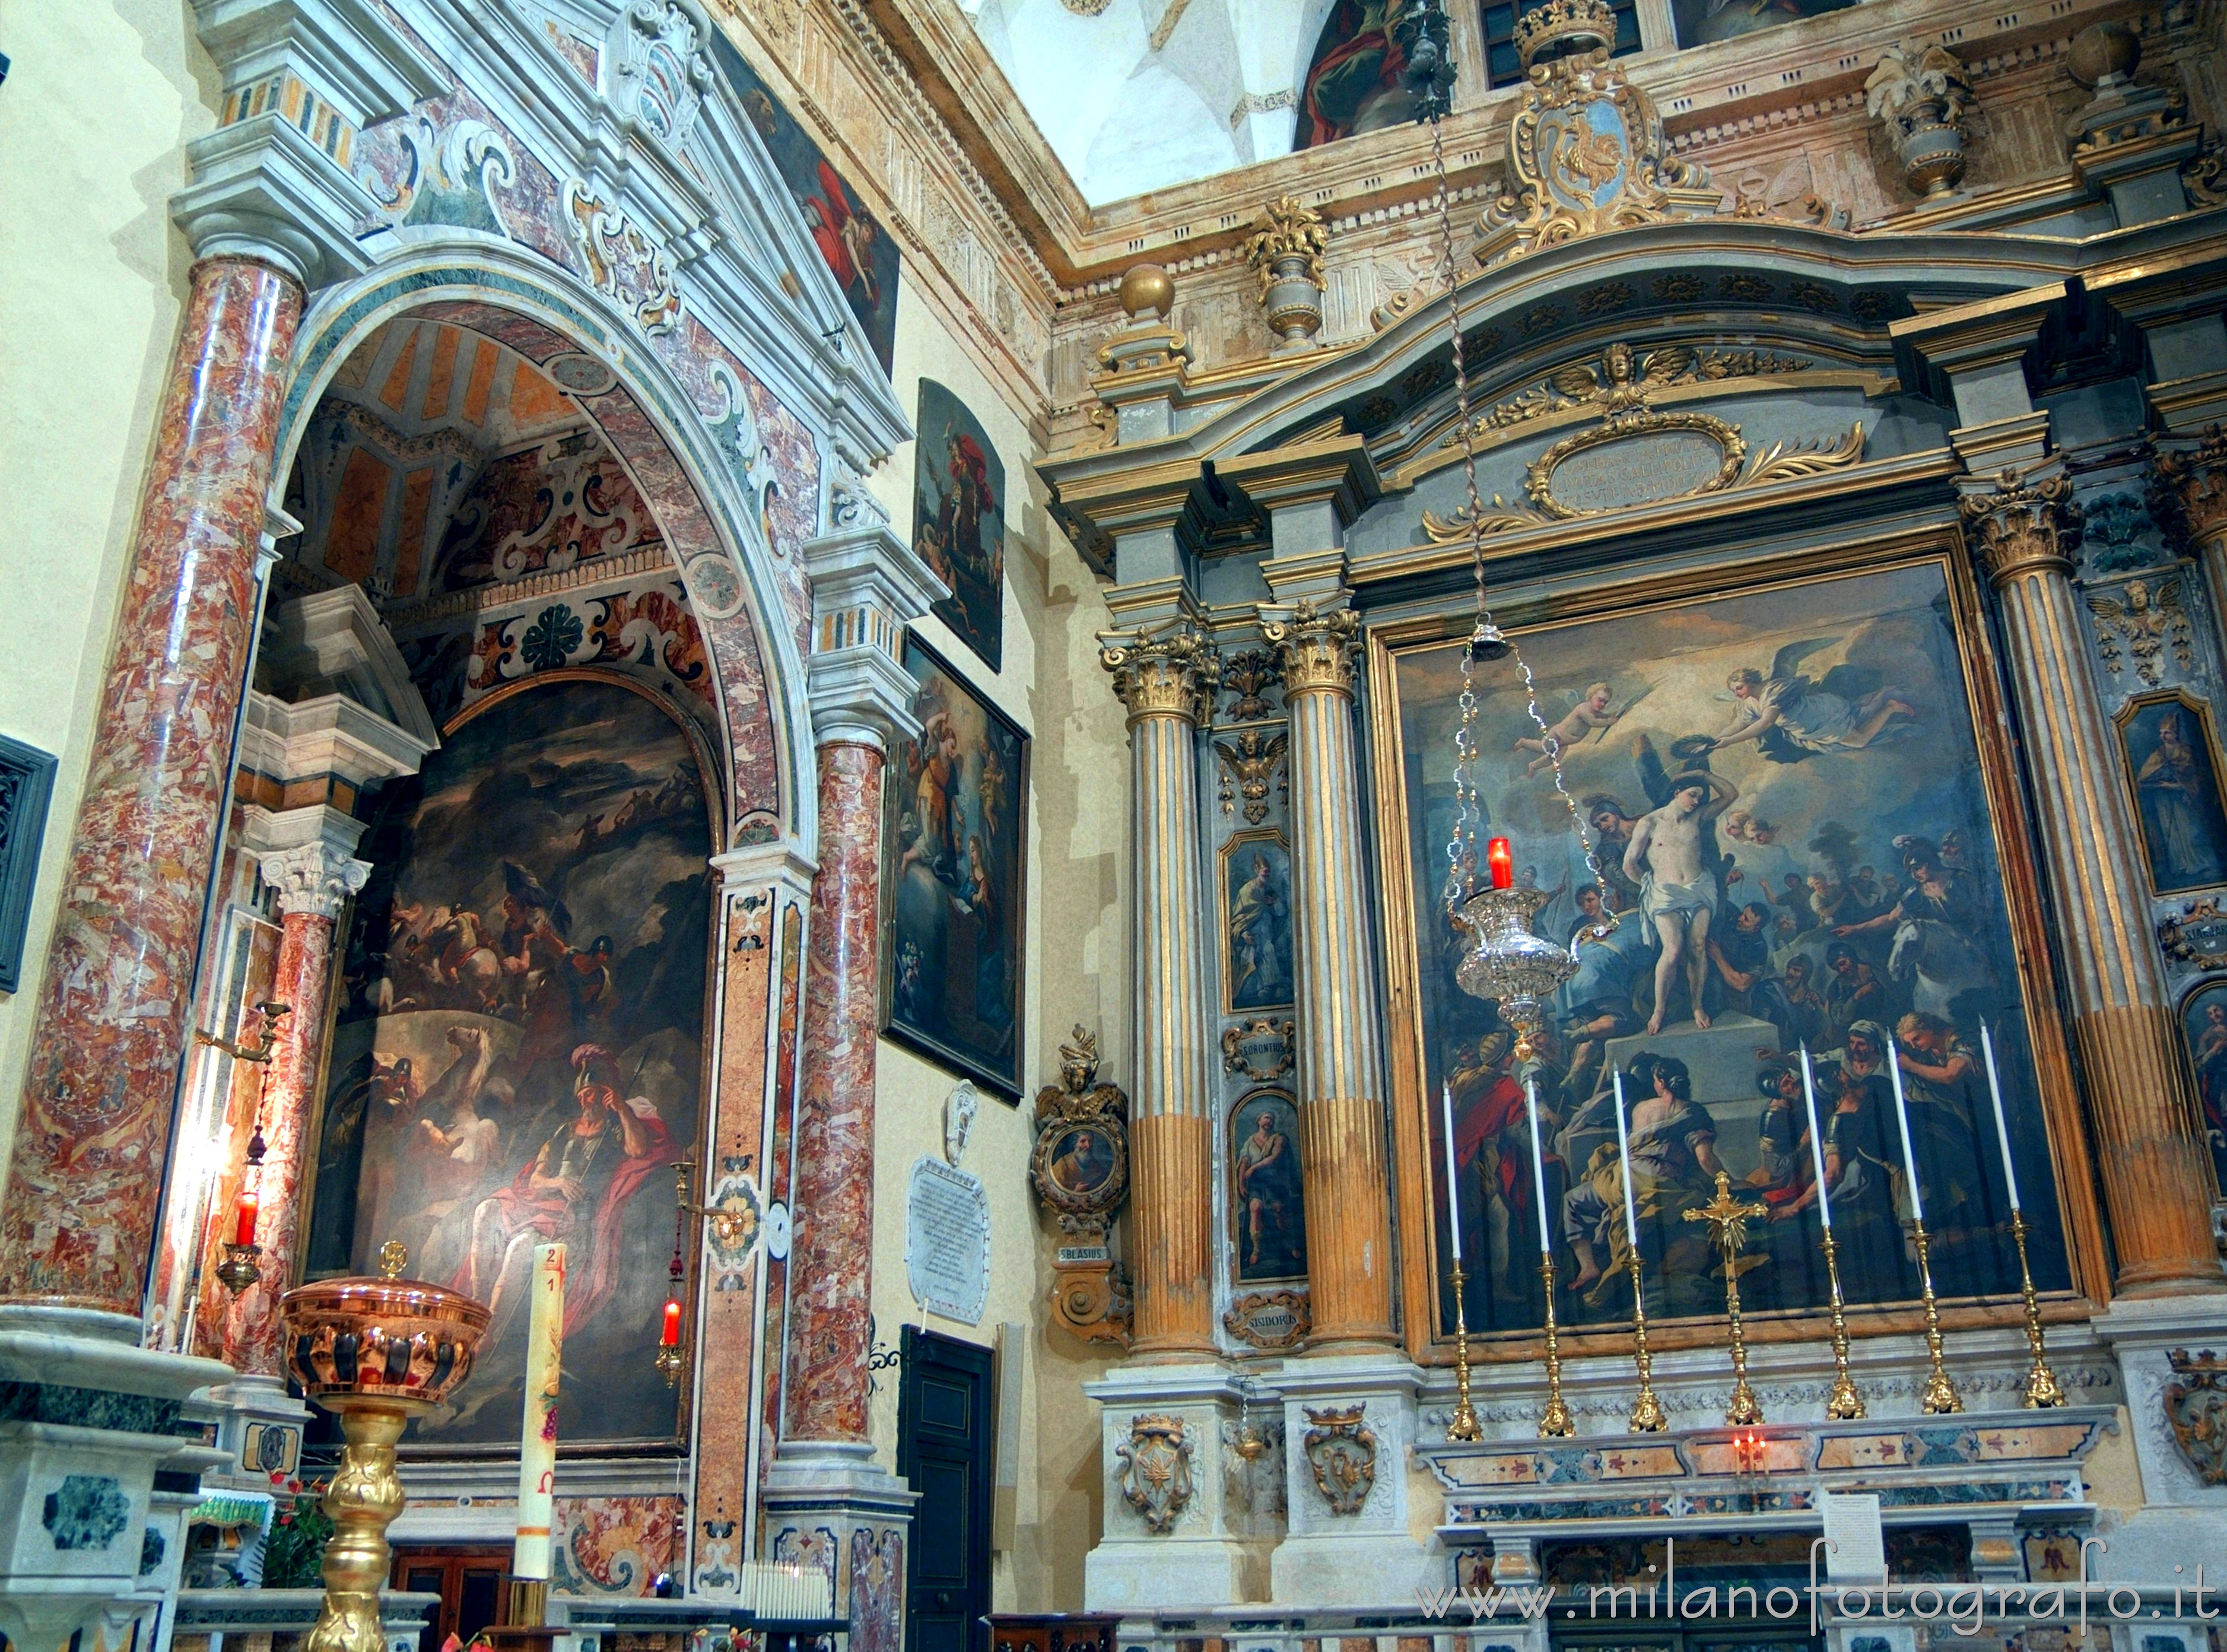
1486, 837, 1514, 891
233, 1189, 258, 1248
661, 1300, 682, 1347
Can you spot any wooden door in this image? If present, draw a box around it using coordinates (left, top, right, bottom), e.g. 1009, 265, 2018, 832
897, 1327, 995, 1652
391, 1546, 512, 1652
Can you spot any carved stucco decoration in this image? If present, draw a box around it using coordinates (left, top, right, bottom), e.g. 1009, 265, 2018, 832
2159, 899, 2227, 970
1223, 1287, 1310, 1351
1478, 0, 1714, 265
2086, 575, 2193, 685
1213, 729, 1288, 825
564, 179, 682, 335
1421, 344, 1863, 542
1099, 625, 1218, 725
1441, 343, 1812, 447
1866, 37, 1975, 198
1116, 1414, 1195, 1533
2165, 1349, 2227, 1486
1221, 1017, 1295, 1084
1219, 649, 1282, 721
2154, 426, 2227, 548
608, 0, 715, 150
1030, 1027, 1132, 1346
1961, 470, 2082, 584
1302, 1403, 1378, 1515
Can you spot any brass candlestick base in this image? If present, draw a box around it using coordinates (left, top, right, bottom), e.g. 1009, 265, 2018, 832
1908, 1218, 1964, 1415
2010, 1209, 2066, 1408
1537, 1254, 1574, 1438
1819, 1228, 1866, 1421
1626, 1252, 1667, 1433
305, 1399, 419, 1652
1447, 1263, 1482, 1441
1685, 1172, 1765, 1426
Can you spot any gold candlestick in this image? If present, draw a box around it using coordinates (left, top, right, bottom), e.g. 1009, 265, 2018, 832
1908, 1218, 1964, 1414
1447, 1262, 1482, 1441
1684, 1172, 1765, 1425
1818, 1227, 1866, 1420
1627, 1250, 1667, 1432
2010, 1209, 2065, 1408
1537, 1254, 1574, 1438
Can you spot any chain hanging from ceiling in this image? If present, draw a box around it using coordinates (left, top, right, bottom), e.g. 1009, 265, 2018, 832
1393, 0, 1610, 1043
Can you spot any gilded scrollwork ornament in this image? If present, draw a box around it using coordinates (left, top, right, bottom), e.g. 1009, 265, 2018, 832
1301, 1403, 1378, 1515
1116, 1414, 1195, 1533
1212, 729, 1288, 825
1961, 469, 2082, 587
2153, 426, 2227, 551
1243, 195, 1330, 350
2159, 898, 2227, 969
1262, 600, 1362, 697
1866, 37, 1974, 198
1030, 1027, 1133, 1345
1099, 624, 1216, 725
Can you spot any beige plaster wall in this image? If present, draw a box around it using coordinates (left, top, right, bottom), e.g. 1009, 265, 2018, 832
0, 0, 213, 1177
863, 266, 1127, 1612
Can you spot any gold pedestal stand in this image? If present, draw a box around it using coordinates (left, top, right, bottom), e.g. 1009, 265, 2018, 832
1684, 1173, 1765, 1426
2010, 1209, 2066, 1408
1447, 1263, 1482, 1441
1537, 1255, 1574, 1438
282, 1245, 490, 1652
1626, 1252, 1667, 1433
1908, 1219, 1964, 1415
1819, 1228, 1866, 1421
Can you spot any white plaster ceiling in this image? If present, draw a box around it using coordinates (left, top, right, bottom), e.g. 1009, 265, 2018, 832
960, 0, 1343, 204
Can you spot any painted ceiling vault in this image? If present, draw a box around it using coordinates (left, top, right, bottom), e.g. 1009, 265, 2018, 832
958, 0, 1346, 204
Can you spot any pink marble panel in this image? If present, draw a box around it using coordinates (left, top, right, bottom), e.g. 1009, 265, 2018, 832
0, 259, 301, 1312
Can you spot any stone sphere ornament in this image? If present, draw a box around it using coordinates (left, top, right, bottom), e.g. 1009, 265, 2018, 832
2067, 18, 2141, 88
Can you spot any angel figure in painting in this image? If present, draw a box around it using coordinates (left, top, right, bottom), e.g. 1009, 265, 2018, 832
1624, 770, 1739, 1034
1708, 642, 1917, 762
1514, 683, 1622, 776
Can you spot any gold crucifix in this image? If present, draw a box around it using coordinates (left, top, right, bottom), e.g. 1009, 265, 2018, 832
1684, 1171, 1768, 1426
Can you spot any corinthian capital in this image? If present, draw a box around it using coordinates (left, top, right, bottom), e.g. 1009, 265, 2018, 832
2153, 425, 2227, 552
1960, 468, 2081, 587
1098, 625, 1216, 725
1261, 599, 1361, 698
259, 841, 372, 922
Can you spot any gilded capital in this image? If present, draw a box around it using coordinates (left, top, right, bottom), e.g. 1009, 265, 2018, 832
2153, 425, 2227, 551
1261, 600, 1362, 698
1960, 469, 2080, 587
1099, 626, 1216, 724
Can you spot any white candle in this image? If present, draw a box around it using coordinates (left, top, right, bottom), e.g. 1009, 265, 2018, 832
1800, 1047, 1832, 1231
1441, 1080, 1463, 1265
1612, 1069, 1643, 1268
1524, 1075, 1552, 1256
514, 1242, 566, 1581
1886, 1038, 1924, 1225
1981, 1021, 2020, 1212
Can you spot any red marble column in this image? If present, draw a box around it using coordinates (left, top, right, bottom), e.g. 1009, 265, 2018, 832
208, 841, 364, 1373
0, 258, 302, 1315
783, 742, 884, 1444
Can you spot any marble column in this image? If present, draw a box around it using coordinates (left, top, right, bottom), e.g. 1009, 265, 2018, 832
785, 739, 885, 1444
0, 256, 301, 1314
1963, 468, 2223, 1295
2154, 428, 2227, 654
1261, 601, 1394, 1349
208, 840, 368, 1374
1100, 627, 1219, 1358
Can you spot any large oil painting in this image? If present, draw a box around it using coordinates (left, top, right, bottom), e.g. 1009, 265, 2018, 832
1296, 1, 1408, 148
1386, 560, 2072, 1340
2117, 691, 2227, 895
310, 673, 713, 1447
706, 33, 899, 374
882, 639, 1028, 1097
913, 380, 1005, 673
1672, 0, 1857, 48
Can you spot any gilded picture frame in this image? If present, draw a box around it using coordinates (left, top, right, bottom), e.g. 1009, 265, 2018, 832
1367, 530, 2102, 1366
2113, 687, 2227, 897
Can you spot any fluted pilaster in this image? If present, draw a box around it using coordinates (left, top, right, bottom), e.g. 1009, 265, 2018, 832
1262, 601, 1395, 1348
2155, 427, 2227, 657
1101, 627, 1218, 1356
1964, 468, 2222, 1295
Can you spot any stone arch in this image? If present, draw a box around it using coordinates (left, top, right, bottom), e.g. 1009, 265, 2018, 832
271, 239, 815, 849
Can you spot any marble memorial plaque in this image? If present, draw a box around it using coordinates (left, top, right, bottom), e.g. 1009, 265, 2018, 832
906, 1155, 992, 1325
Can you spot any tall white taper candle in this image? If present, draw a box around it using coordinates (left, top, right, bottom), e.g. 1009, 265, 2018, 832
1525, 1075, 1552, 1255
1886, 1038, 1924, 1224
1441, 1080, 1463, 1264
1800, 1047, 1832, 1230
1980, 1022, 2020, 1212
1613, 1069, 1643, 1269
514, 1242, 566, 1581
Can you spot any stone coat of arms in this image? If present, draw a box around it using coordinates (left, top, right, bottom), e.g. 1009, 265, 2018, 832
1116, 1413, 1194, 1534
1302, 1403, 1378, 1516
2165, 1349, 2227, 1485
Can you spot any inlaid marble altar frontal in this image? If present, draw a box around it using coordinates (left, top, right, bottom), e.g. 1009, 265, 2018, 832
1380, 558, 2076, 1342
